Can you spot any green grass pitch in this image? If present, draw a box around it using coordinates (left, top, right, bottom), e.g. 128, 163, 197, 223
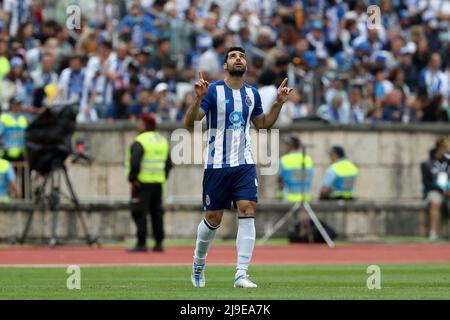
0, 264, 449, 300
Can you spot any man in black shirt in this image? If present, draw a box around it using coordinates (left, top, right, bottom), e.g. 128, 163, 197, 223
421, 137, 450, 241
127, 113, 172, 252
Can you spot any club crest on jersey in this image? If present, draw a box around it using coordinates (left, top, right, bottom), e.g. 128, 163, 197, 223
245, 95, 252, 107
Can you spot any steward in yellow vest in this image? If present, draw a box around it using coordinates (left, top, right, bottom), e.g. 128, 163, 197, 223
278, 136, 314, 203
320, 146, 358, 200
0, 97, 28, 161
126, 113, 172, 253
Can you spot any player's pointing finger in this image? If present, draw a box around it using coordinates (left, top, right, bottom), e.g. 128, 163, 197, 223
280, 78, 288, 88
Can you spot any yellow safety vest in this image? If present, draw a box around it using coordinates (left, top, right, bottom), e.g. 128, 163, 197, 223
330, 159, 359, 199
0, 158, 11, 202
280, 152, 314, 203
126, 131, 169, 184
0, 113, 27, 159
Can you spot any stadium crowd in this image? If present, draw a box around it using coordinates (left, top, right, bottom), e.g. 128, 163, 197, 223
0, 0, 449, 125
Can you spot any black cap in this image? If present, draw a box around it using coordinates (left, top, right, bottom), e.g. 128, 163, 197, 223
285, 136, 301, 148
329, 145, 345, 158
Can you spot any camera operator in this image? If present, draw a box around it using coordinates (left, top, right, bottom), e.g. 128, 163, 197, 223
421, 137, 450, 241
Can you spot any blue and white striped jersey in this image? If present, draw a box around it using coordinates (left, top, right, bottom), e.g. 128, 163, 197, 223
200, 80, 264, 169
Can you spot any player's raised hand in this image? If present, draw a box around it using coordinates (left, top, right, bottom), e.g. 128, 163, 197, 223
195, 72, 209, 99
276, 78, 294, 105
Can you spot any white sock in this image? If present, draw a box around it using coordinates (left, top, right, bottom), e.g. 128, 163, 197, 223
236, 217, 256, 278
194, 219, 219, 266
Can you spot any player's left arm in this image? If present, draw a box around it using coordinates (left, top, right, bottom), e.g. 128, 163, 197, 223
252, 78, 293, 129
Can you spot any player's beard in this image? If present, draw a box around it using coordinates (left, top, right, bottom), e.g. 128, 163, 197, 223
227, 63, 247, 77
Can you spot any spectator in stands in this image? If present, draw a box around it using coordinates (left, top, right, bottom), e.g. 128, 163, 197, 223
307, 20, 328, 57
3, 56, 33, 106
103, 42, 133, 116
152, 60, 178, 95
381, 89, 405, 122
118, 3, 157, 49
176, 91, 194, 122
419, 53, 448, 99
317, 93, 350, 124
107, 88, 132, 121
367, 106, 385, 124
399, 46, 419, 93
349, 87, 365, 124
197, 34, 226, 82
374, 68, 394, 102
0, 39, 9, 80
133, 47, 153, 89
83, 40, 113, 119
389, 67, 411, 98
421, 137, 450, 241
16, 21, 37, 51
128, 88, 157, 121
319, 146, 359, 200
0, 0, 448, 126
57, 53, 86, 103
421, 94, 449, 123
2, 0, 32, 38
148, 37, 172, 72
153, 82, 177, 123
279, 88, 311, 124
30, 52, 58, 109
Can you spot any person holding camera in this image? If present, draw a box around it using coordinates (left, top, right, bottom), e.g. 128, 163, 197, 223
421, 137, 450, 241
126, 113, 172, 253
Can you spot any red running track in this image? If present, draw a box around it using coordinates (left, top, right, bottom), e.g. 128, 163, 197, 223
0, 243, 450, 266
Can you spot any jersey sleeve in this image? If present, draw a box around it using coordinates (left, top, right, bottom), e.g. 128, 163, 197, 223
251, 89, 264, 118
322, 167, 337, 188
200, 86, 214, 114
6, 163, 16, 183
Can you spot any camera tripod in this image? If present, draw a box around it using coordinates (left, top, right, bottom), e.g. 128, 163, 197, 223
258, 145, 335, 248
19, 164, 98, 247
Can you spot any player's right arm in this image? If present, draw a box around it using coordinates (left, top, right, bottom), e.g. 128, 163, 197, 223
184, 72, 209, 130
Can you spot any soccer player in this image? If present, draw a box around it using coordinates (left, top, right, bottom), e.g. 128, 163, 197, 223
184, 46, 293, 288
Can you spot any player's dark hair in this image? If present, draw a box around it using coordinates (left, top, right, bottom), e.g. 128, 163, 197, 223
224, 46, 246, 63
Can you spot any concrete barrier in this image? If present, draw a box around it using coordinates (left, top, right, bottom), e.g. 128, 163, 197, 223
69, 121, 450, 202
1, 200, 447, 242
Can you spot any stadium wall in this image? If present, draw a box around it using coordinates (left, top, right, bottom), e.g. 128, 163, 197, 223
69, 121, 450, 201
0, 201, 444, 241
2, 122, 448, 242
